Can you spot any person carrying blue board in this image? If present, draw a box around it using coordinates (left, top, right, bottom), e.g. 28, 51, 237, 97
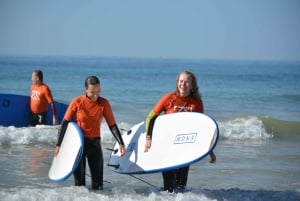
55, 75, 126, 190
144, 71, 216, 193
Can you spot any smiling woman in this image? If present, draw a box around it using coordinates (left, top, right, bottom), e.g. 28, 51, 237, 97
143, 71, 216, 192
84, 76, 101, 101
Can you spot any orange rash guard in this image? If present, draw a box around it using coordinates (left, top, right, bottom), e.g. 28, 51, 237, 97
152, 92, 204, 115
145, 92, 204, 135
30, 83, 54, 114
63, 94, 116, 138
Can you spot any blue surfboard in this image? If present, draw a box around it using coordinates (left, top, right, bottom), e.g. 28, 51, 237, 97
0, 93, 68, 127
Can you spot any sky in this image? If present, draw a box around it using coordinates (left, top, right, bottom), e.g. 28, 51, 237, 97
0, 0, 300, 61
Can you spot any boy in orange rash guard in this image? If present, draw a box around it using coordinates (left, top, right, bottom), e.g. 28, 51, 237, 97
30, 70, 58, 126
55, 76, 125, 190
144, 71, 216, 193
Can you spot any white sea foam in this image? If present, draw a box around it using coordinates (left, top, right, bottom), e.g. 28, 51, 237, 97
0, 116, 274, 145
0, 186, 299, 201
218, 116, 273, 140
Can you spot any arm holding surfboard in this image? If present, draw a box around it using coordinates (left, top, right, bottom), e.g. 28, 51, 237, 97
144, 110, 157, 152
109, 124, 126, 155
143, 71, 216, 192
54, 119, 70, 156
52, 76, 125, 190
144, 109, 216, 163
55, 120, 125, 157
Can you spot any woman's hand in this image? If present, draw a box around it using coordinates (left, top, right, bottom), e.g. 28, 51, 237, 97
54, 146, 60, 157
119, 145, 126, 157
144, 138, 152, 152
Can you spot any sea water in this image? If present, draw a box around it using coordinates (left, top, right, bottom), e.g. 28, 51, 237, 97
0, 56, 299, 201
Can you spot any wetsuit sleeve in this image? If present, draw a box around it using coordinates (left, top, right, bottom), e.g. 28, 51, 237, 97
145, 93, 175, 138
101, 98, 124, 145
63, 98, 78, 122
152, 93, 173, 114
56, 119, 69, 146
109, 124, 125, 145
145, 110, 158, 139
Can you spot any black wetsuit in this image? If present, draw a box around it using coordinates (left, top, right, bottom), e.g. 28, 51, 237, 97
74, 138, 103, 189
29, 112, 47, 126
162, 166, 189, 192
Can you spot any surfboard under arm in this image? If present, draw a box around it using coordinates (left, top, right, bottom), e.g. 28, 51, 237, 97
108, 112, 219, 174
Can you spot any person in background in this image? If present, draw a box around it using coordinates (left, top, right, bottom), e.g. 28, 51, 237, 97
30, 70, 58, 126
144, 70, 216, 193
55, 75, 126, 190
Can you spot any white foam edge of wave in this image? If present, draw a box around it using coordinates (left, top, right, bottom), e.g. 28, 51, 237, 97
1, 185, 299, 201
219, 115, 273, 140
0, 116, 273, 145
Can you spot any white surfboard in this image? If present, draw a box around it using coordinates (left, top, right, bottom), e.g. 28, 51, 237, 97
108, 112, 219, 174
48, 122, 84, 181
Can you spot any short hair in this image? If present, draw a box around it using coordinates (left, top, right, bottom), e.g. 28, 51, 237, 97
33, 70, 43, 82
85, 76, 100, 88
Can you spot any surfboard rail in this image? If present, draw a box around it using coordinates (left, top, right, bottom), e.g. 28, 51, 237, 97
48, 122, 84, 181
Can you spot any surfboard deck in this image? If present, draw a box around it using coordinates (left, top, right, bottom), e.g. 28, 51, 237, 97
108, 112, 219, 174
0, 93, 68, 127
48, 122, 84, 181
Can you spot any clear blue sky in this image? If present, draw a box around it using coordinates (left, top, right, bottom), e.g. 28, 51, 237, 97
0, 0, 299, 61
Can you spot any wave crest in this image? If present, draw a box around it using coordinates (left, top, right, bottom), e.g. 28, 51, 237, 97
219, 116, 273, 140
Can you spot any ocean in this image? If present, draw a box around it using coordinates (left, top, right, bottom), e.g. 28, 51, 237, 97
0, 56, 299, 201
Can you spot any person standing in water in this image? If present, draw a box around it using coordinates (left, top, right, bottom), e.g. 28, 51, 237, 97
144, 71, 216, 193
30, 70, 58, 126
55, 75, 126, 190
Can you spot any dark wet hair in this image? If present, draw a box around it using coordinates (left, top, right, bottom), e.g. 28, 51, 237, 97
85, 76, 100, 88
33, 70, 43, 82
